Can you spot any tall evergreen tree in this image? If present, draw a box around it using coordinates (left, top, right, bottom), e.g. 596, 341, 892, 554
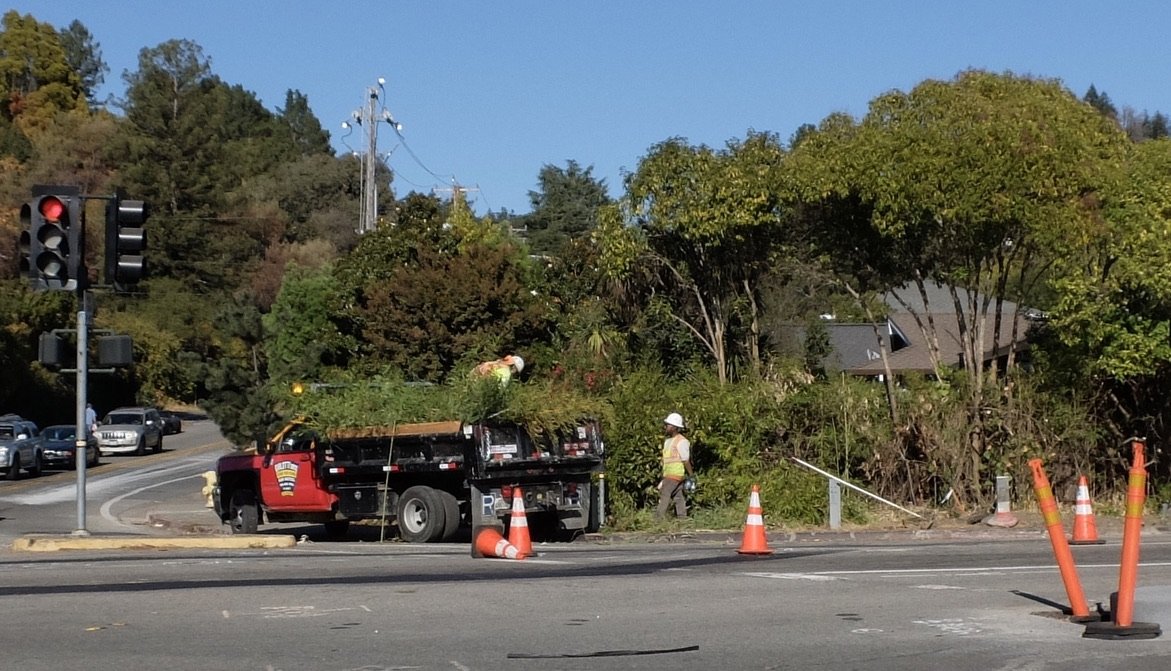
58, 20, 106, 106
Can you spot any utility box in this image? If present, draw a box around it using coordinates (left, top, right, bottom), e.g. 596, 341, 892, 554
97, 335, 133, 367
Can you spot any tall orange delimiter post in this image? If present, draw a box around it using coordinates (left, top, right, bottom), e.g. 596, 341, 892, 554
1082, 439, 1162, 640
1114, 441, 1148, 628
1028, 458, 1092, 621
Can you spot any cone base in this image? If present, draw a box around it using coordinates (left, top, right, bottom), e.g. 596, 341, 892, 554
736, 549, 775, 555
1069, 538, 1106, 545
1082, 621, 1162, 640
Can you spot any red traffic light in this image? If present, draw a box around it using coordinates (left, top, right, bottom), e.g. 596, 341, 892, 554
38, 196, 65, 222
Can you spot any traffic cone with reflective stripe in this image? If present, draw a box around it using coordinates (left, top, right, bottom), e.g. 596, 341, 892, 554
1070, 475, 1105, 545
472, 526, 524, 560
507, 487, 533, 559
737, 484, 773, 555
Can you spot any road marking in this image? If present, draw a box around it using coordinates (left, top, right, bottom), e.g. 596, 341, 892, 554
914, 584, 966, 590
741, 572, 842, 581
810, 561, 1171, 576
3, 457, 212, 506
913, 618, 983, 635
98, 473, 200, 529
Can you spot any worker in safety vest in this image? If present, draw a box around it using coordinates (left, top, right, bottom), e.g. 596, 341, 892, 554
473, 354, 525, 386
656, 412, 694, 518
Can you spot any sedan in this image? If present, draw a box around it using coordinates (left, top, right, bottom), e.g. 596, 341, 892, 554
159, 411, 183, 435
40, 425, 101, 470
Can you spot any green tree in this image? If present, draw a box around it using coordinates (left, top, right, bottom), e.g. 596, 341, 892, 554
57, 20, 106, 106
598, 132, 788, 383
263, 264, 351, 385
1083, 84, 1117, 120
524, 160, 610, 254
277, 89, 332, 157
0, 11, 86, 132
787, 70, 1129, 503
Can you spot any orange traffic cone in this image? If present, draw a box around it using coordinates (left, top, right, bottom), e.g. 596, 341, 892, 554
1070, 475, 1105, 545
737, 484, 773, 555
472, 526, 524, 560
507, 487, 533, 558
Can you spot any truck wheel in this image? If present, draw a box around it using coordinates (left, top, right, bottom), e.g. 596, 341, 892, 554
229, 492, 259, 534
397, 486, 445, 543
89, 447, 101, 468
154, 435, 162, 453
5, 454, 19, 481
437, 489, 461, 542
323, 520, 350, 538
135, 437, 146, 456
27, 452, 42, 478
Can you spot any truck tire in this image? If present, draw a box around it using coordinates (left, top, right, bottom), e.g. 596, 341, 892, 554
27, 452, 42, 478
5, 454, 19, 481
229, 491, 259, 534
323, 520, 351, 538
154, 435, 162, 453
135, 437, 146, 456
437, 489, 461, 542
397, 486, 445, 543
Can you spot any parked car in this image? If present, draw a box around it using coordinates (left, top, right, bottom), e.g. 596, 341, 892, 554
40, 425, 101, 470
158, 411, 182, 435
0, 414, 44, 480
96, 407, 163, 456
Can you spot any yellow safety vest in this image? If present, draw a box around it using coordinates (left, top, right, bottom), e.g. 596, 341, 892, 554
662, 435, 686, 479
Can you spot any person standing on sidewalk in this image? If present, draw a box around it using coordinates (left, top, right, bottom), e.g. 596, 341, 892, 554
657, 412, 693, 519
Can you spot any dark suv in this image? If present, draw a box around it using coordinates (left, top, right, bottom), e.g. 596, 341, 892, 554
96, 407, 164, 456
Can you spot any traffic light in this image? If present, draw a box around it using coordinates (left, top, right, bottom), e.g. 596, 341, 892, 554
21, 187, 85, 291
105, 196, 148, 291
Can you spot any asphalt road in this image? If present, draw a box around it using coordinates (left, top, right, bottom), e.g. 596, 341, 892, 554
0, 417, 228, 542
2, 422, 1171, 669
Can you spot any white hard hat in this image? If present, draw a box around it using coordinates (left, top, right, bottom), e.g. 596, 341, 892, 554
510, 355, 524, 374
664, 412, 685, 429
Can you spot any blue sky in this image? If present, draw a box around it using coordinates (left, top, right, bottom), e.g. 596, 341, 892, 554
17, 2, 1171, 215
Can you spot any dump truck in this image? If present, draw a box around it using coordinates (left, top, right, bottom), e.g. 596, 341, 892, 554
213, 418, 604, 541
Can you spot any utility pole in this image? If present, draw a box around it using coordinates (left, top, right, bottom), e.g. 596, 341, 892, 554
346, 78, 400, 234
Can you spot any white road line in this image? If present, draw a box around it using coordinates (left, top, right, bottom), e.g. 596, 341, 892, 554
98, 473, 200, 529
741, 572, 842, 581
2, 458, 210, 506
811, 561, 1171, 576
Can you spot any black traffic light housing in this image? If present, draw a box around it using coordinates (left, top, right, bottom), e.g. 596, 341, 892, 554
105, 196, 148, 292
22, 185, 85, 292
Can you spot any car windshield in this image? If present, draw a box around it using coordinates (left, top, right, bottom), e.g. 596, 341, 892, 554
0, 425, 13, 439
44, 427, 77, 440
105, 413, 142, 425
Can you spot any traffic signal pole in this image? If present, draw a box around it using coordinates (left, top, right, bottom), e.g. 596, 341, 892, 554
73, 293, 90, 536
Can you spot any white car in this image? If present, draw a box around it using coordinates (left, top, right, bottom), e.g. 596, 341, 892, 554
96, 407, 164, 456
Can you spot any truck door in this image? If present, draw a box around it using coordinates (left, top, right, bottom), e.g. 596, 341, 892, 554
259, 435, 334, 511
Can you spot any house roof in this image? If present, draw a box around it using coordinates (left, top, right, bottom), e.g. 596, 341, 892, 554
846, 305, 1030, 376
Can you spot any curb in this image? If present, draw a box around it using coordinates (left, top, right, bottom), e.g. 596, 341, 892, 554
11, 533, 296, 552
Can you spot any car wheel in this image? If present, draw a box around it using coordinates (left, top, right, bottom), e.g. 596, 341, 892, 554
27, 452, 42, 478
229, 491, 259, 534
5, 454, 19, 481
90, 447, 101, 468
135, 437, 146, 456
396, 486, 446, 543
154, 435, 162, 453
323, 520, 351, 538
